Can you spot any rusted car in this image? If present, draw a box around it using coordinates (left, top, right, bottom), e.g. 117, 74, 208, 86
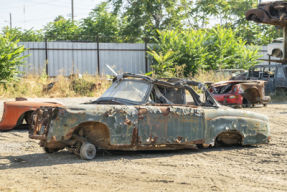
246, 1, 287, 27
0, 98, 63, 131
267, 38, 283, 58
210, 80, 271, 107
29, 73, 270, 160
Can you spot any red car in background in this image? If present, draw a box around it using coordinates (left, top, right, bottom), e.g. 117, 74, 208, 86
209, 80, 271, 108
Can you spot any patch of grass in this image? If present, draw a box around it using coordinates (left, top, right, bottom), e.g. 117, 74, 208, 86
0, 69, 231, 99
0, 72, 111, 99
191, 69, 230, 93
270, 88, 287, 103
193, 69, 230, 83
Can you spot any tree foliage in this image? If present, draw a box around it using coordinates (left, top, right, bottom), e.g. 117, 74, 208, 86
108, 0, 192, 37
81, 2, 121, 37
44, 16, 81, 40
149, 26, 261, 76
0, 35, 30, 81
146, 50, 182, 78
2, 27, 44, 41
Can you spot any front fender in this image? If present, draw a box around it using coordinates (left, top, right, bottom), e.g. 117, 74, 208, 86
204, 108, 270, 146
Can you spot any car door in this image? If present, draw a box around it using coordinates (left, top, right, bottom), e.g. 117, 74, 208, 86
262, 66, 276, 95
137, 105, 205, 145
274, 67, 286, 89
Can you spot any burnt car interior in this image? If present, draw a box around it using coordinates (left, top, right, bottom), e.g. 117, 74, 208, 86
85, 74, 219, 108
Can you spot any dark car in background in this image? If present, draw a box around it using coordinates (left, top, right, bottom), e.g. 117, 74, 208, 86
249, 65, 287, 95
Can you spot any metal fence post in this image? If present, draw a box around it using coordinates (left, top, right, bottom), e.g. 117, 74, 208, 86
145, 37, 148, 73
284, 27, 287, 64
97, 36, 100, 75
45, 36, 48, 76
269, 39, 271, 66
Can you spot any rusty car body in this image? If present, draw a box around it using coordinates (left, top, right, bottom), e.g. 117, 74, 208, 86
29, 73, 270, 160
267, 37, 283, 58
0, 98, 63, 131
246, 1, 287, 27
210, 80, 271, 107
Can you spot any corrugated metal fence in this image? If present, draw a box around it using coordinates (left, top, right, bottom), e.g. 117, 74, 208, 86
18, 41, 151, 76
18, 42, 281, 77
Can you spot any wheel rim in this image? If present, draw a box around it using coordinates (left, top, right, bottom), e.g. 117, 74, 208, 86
80, 142, 96, 160
86, 145, 96, 158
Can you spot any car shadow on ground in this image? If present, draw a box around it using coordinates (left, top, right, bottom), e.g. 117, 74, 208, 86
0, 144, 258, 170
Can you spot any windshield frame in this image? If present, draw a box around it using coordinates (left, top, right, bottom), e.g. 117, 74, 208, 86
96, 79, 153, 105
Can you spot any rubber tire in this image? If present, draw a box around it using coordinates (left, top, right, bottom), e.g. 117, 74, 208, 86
80, 142, 96, 160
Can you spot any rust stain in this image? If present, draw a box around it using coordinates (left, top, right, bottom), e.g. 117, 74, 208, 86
158, 107, 170, 116
124, 118, 132, 126
131, 127, 138, 146
51, 136, 57, 142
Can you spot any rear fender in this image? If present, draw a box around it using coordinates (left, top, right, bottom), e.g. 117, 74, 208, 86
0, 102, 36, 131
240, 88, 260, 103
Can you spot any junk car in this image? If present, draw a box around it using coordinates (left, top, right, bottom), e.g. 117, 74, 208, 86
267, 38, 283, 58
0, 98, 63, 131
209, 80, 271, 107
249, 64, 287, 95
29, 73, 270, 160
246, 1, 287, 27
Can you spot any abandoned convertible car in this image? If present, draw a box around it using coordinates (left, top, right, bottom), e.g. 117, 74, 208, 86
210, 80, 271, 107
246, 1, 287, 27
0, 98, 63, 131
29, 73, 270, 160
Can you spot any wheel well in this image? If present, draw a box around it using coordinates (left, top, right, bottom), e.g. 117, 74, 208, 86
242, 88, 260, 103
247, 14, 254, 20
72, 121, 111, 147
215, 131, 243, 145
14, 110, 34, 129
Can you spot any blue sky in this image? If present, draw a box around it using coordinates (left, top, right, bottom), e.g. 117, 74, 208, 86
0, 0, 103, 30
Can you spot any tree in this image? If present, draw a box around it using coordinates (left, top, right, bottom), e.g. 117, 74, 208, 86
2, 26, 44, 42
81, 2, 121, 37
0, 35, 30, 81
43, 16, 81, 40
108, 0, 192, 37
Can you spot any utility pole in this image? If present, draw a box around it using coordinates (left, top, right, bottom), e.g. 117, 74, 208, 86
10, 13, 12, 28
71, 0, 74, 21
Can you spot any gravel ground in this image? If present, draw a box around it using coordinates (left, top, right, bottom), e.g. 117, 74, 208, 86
0, 98, 286, 191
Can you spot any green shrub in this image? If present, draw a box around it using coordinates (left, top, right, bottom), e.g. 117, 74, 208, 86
149, 26, 262, 76
0, 35, 29, 82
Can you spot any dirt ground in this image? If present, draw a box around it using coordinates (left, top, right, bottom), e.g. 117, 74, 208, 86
0, 100, 287, 192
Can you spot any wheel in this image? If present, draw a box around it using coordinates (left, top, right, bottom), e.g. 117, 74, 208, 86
242, 98, 251, 108
80, 142, 96, 160
44, 147, 60, 153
